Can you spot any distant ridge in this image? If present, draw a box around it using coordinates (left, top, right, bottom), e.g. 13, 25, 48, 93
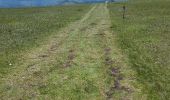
0, 0, 109, 8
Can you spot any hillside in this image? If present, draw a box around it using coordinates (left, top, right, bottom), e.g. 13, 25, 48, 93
0, 0, 169, 99
109, 0, 170, 99
0, 3, 139, 99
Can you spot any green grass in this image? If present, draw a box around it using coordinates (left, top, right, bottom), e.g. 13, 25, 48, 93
1, 2, 170, 99
0, 5, 119, 99
0, 5, 91, 77
108, 0, 170, 99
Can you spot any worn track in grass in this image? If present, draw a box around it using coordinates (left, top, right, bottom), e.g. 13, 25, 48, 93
0, 4, 145, 100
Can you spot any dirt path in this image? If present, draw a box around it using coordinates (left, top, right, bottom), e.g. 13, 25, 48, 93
0, 4, 144, 100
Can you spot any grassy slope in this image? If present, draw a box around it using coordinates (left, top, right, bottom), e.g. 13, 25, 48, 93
108, 0, 170, 99
1, 4, 140, 99
0, 5, 91, 77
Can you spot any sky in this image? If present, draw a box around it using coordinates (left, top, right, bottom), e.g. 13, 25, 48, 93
0, 0, 109, 8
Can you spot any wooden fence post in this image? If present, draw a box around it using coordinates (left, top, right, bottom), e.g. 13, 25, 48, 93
123, 5, 126, 19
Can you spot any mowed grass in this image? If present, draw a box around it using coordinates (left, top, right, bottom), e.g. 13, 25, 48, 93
0, 3, 140, 99
0, 5, 91, 77
108, 0, 170, 99
0, 5, 119, 99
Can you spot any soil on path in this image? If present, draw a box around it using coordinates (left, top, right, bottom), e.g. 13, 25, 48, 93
0, 4, 145, 100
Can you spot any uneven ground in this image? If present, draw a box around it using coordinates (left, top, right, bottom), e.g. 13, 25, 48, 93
0, 4, 91, 76
109, 0, 170, 99
0, 4, 145, 100
0, 1, 169, 99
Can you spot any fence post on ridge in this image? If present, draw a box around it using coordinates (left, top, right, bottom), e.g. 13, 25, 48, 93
123, 5, 126, 19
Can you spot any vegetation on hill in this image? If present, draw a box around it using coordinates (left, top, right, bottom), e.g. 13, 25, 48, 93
0, 0, 169, 99
0, 5, 91, 77
108, 0, 170, 99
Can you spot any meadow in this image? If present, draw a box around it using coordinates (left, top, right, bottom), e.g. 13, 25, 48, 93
0, 5, 91, 77
108, 0, 170, 99
0, 0, 170, 99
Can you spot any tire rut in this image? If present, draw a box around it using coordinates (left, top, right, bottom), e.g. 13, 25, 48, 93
0, 5, 97, 99
0, 4, 142, 100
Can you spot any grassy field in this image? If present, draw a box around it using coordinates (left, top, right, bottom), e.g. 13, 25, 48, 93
0, 0, 170, 99
0, 5, 91, 77
108, 0, 170, 99
0, 4, 141, 99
